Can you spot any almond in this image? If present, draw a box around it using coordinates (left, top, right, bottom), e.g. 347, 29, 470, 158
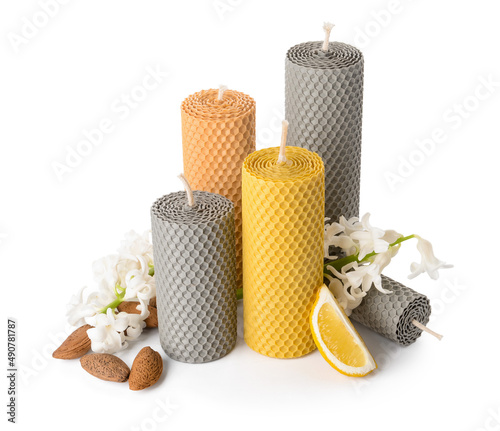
129, 347, 163, 391
149, 297, 157, 308
117, 301, 158, 328
52, 324, 92, 359
80, 353, 130, 382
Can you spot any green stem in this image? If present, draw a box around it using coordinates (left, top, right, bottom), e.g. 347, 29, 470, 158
324, 234, 415, 275
98, 297, 124, 314
236, 288, 243, 301
98, 283, 127, 314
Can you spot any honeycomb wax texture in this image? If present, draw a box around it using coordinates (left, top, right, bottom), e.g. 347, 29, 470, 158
350, 275, 432, 346
242, 146, 325, 358
151, 190, 237, 363
181, 89, 256, 292
285, 41, 363, 226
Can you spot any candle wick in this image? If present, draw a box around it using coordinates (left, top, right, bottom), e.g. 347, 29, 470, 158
277, 120, 289, 164
412, 319, 443, 341
178, 173, 195, 207
322, 22, 335, 51
218, 84, 228, 101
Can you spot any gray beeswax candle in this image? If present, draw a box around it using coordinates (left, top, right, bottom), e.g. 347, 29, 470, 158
350, 275, 432, 346
285, 37, 364, 224
151, 189, 237, 363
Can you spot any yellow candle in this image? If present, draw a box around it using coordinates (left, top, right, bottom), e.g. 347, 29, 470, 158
242, 145, 325, 358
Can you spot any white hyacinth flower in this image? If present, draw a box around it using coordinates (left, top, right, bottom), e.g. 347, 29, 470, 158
324, 217, 359, 258
66, 286, 98, 327
66, 229, 157, 354
92, 254, 120, 294
323, 214, 451, 314
350, 213, 390, 260
324, 274, 363, 316
86, 308, 129, 354
338, 215, 364, 236
92, 230, 156, 304
324, 219, 344, 259
381, 229, 403, 245
343, 261, 388, 295
408, 236, 453, 280
118, 230, 154, 264
122, 299, 149, 340
122, 255, 156, 302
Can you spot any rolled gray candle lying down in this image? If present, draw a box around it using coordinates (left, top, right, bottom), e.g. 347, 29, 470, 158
151, 188, 237, 363
350, 275, 432, 346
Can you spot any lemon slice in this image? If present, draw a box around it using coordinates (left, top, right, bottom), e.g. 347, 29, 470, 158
310, 284, 377, 377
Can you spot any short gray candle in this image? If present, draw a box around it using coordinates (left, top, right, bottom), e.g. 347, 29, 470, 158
285, 24, 364, 224
151, 178, 237, 363
350, 275, 432, 346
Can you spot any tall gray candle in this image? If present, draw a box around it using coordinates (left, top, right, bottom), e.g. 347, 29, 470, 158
350, 275, 433, 346
151, 175, 237, 363
285, 23, 363, 224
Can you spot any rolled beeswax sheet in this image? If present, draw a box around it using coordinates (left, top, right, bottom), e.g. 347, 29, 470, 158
285, 41, 363, 224
350, 275, 432, 346
181, 89, 256, 292
151, 190, 237, 363
242, 146, 325, 358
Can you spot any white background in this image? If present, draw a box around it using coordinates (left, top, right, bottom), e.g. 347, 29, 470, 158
1, 0, 499, 430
